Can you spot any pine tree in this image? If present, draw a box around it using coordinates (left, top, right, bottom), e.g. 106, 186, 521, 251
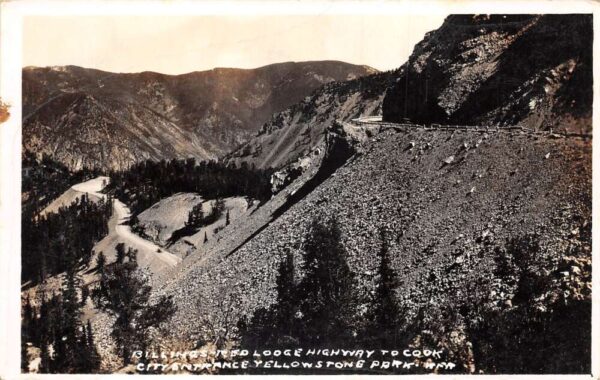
125, 246, 137, 262
21, 332, 29, 373
185, 203, 204, 228
58, 268, 84, 372
237, 250, 296, 350
96, 252, 106, 275
214, 198, 225, 214
366, 228, 403, 348
39, 340, 51, 374
204, 231, 208, 244
50, 298, 66, 372
22, 295, 37, 372
225, 209, 230, 226
22, 296, 34, 342
115, 243, 126, 264
296, 217, 357, 346
274, 249, 296, 336
81, 284, 90, 306
208, 198, 225, 223
85, 320, 101, 372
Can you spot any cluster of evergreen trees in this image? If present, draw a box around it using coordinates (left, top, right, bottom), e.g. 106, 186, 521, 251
22, 194, 113, 284
235, 217, 409, 374
107, 158, 272, 216
22, 269, 101, 373
464, 233, 592, 373
22, 152, 100, 218
234, 218, 591, 374
22, 244, 177, 374
186, 198, 225, 229
162, 199, 227, 246
21, 154, 113, 373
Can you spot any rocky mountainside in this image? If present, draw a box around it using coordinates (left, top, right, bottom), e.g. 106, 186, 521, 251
23, 61, 376, 170
158, 126, 591, 369
382, 14, 593, 131
150, 14, 592, 373
225, 70, 396, 170
226, 14, 593, 174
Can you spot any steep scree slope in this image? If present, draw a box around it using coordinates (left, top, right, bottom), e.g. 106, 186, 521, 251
158, 129, 591, 353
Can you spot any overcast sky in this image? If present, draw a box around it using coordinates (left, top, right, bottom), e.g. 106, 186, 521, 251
23, 15, 446, 74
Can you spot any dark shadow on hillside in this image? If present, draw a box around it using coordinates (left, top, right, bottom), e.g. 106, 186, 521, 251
226, 132, 354, 258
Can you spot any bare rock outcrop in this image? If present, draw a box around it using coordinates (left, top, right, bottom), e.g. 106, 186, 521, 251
382, 14, 592, 132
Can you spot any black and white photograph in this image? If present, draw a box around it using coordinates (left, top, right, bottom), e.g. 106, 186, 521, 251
0, 1, 597, 377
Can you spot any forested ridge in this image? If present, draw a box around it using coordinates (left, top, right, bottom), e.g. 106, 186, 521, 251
107, 158, 273, 216
22, 152, 100, 217
21, 194, 113, 284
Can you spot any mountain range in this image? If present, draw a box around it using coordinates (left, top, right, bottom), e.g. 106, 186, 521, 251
23, 61, 377, 170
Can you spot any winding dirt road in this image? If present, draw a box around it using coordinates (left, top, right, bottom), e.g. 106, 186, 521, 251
72, 176, 181, 272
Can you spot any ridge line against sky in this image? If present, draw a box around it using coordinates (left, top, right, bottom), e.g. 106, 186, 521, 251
23, 15, 446, 74
22, 60, 380, 76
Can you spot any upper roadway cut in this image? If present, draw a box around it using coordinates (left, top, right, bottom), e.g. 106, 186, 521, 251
347, 116, 591, 139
